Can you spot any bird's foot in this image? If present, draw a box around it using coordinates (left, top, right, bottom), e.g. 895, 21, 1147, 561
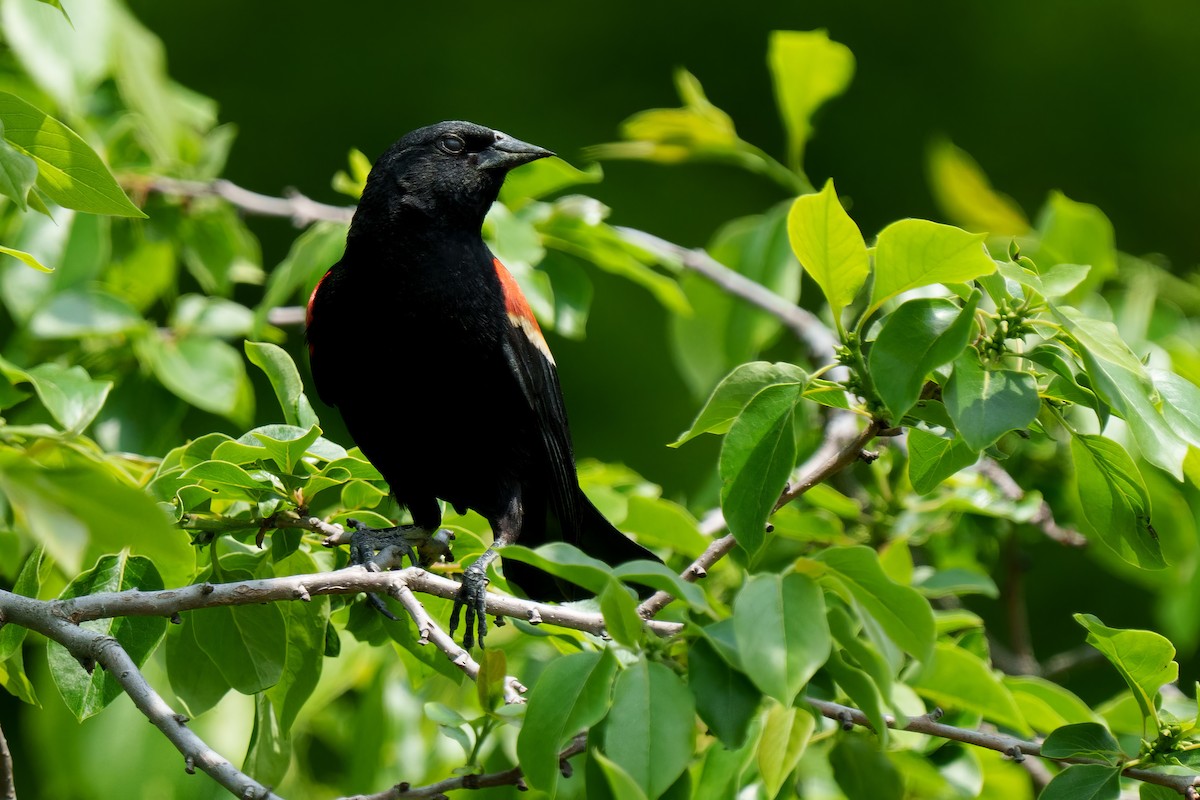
449, 562, 489, 649
328, 519, 455, 619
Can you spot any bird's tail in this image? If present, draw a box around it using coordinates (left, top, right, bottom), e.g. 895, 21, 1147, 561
501, 491, 660, 602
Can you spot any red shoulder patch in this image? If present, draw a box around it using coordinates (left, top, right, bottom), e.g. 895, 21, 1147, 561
305, 272, 329, 353
493, 258, 554, 364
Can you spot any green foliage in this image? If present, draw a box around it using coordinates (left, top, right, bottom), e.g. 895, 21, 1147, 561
2, 8, 1200, 800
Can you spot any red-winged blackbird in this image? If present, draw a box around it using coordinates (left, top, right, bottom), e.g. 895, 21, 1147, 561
306, 121, 658, 646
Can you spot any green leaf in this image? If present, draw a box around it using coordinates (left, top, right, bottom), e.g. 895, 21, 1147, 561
599, 582, 644, 647
1074, 614, 1177, 728
768, 30, 855, 170
617, 496, 707, 559
869, 292, 980, 421
925, 138, 1029, 236
0, 458, 195, 587
943, 353, 1040, 452
0, 121, 38, 210
787, 179, 868, 318
674, 361, 806, 447
244, 695, 290, 788
192, 568, 287, 694
1055, 306, 1187, 477
825, 648, 889, 742
0, 359, 112, 432
719, 382, 801, 556
756, 702, 815, 798
1035, 191, 1116, 289
518, 649, 618, 794
29, 288, 142, 337
689, 637, 760, 748
1005, 676, 1099, 733
1041, 722, 1124, 762
912, 643, 1029, 734
264, 550, 328, 734
0, 546, 43, 661
1151, 369, 1200, 449
0, 651, 38, 705
0, 92, 144, 217
166, 607, 229, 717
246, 342, 320, 428
603, 659, 695, 799
907, 427, 978, 494
869, 219, 995, 314
612, 560, 711, 614
501, 542, 613, 595
1038, 764, 1121, 800
816, 546, 935, 661
144, 333, 254, 426
830, 735, 903, 800
500, 157, 602, 205
733, 572, 830, 705
475, 648, 507, 712
0, 243, 50, 272
592, 750, 650, 800
46, 554, 167, 720
1070, 434, 1162, 569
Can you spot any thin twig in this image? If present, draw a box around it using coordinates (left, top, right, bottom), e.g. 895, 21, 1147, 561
340, 733, 587, 800
0, 721, 14, 800
614, 225, 838, 365
0, 591, 283, 800
809, 698, 1200, 796
128, 176, 353, 227
975, 458, 1086, 547
638, 415, 881, 618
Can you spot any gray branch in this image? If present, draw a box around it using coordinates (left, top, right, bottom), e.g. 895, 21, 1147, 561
0, 721, 14, 800
810, 698, 1200, 797
0, 590, 283, 800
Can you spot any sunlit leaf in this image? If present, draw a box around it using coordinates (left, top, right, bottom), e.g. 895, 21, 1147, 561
768, 29, 855, 170
733, 572, 829, 705
0, 92, 144, 217
1074, 614, 1177, 728
787, 179, 867, 318
603, 659, 695, 798
869, 219, 995, 313
926, 138, 1028, 236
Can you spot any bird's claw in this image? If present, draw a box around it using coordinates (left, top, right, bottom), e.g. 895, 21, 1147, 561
340, 519, 454, 619
450, 563, 489, 649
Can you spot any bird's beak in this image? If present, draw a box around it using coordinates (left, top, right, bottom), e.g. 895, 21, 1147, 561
477, 132, 554, 171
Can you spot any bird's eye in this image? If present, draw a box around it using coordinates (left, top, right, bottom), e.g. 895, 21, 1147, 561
438, 134, 466, 155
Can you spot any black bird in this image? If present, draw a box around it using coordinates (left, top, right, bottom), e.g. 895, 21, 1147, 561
306, 121, 658, 646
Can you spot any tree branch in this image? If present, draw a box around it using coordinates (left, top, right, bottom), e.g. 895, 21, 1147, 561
339, 734, 587, 800
0, 590, 283, 800
975, 458, 1086, 547
809, 698, 1200, 797
127, 176, 353, 227
0, 721, 14, 800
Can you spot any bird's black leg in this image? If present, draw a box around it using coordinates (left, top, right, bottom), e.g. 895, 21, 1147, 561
450, 493, 521, 649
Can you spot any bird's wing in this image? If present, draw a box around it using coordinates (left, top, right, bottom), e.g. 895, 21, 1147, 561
305, 267, 340, 408
493, 258, 582, 536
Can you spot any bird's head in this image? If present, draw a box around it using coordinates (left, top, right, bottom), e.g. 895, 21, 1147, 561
355, 121, 553, 234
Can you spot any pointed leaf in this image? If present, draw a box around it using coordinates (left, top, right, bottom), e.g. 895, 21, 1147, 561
869, 292, 980, 421
1074, 614, 1177, 728
733, 572, 830, 705
944, 353, 1040, 451
787, 179, 868, 316
757, 702, 815, 798
518, 649, 618, 794
768, 30, 855, 169
911, 643, 1029, 734
1070, 434, 1161, 569
673, 361, 805, 447
689, 637, 760, 748
0, 92, 144, 217
719, 382, 801, 556
816, 545, 934, 661
46, 554, 167, 720
603, 659, 695, 799
907, 427, 978, 494
245, 341, 319, 428
870, 219, 995, 313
